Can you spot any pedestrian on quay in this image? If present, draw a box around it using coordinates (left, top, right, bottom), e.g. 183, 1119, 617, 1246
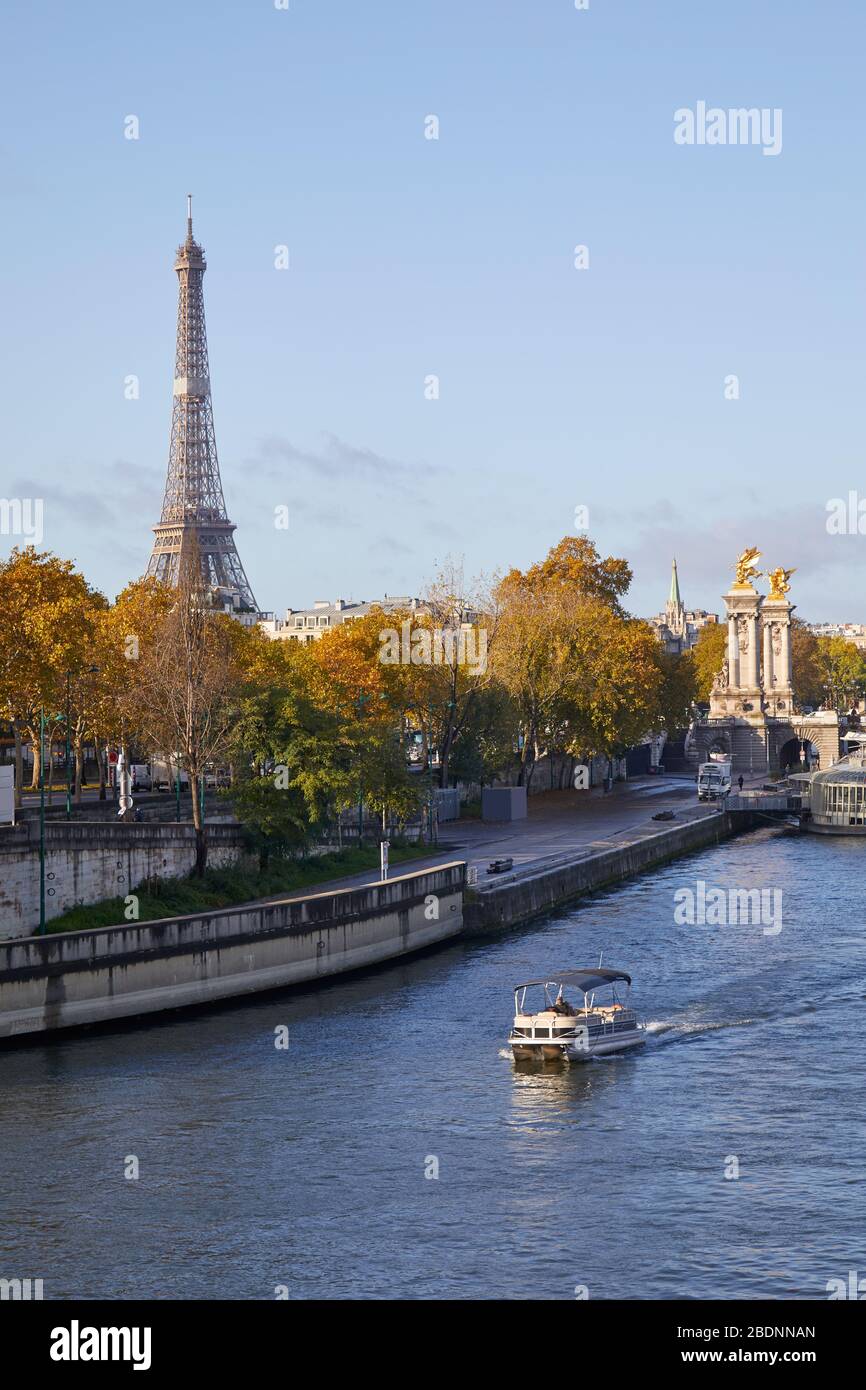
737, 775, 744, 792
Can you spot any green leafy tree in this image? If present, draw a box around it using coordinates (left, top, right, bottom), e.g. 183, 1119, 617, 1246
446, 683, 516, 787
654, 648, 698, 733
229, 775, 313, 869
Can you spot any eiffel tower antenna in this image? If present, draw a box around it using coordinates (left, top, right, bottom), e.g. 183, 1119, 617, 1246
145, 199, 259, 618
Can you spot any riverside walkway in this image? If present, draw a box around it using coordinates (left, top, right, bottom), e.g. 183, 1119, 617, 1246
248, 775, 724, 908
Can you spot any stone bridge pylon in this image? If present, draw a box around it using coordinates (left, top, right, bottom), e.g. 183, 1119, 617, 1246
690, 551, 839, 775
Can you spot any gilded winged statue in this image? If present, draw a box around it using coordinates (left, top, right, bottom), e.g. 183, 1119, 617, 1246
734, 547, 762, 588
767, 566, 795, 599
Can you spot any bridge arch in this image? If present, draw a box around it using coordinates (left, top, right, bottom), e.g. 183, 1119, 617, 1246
778, 735, 819, 772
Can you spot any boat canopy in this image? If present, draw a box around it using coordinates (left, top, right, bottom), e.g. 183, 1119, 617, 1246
515, 968, 631, 993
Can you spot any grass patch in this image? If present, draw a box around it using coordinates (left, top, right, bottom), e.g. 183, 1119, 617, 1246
45, 842, 427, 934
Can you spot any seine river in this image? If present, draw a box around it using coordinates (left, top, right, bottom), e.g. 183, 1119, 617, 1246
2, 827, 864, 1300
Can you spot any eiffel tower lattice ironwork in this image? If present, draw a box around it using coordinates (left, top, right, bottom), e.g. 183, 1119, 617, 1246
145, 197, 258, 615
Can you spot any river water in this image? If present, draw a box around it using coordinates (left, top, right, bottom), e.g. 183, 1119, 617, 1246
1, 827, 864, 1300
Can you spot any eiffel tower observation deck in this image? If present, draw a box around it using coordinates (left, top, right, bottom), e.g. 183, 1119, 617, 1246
146, 198, 259, 621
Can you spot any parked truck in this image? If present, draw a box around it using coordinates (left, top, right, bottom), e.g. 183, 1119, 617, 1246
151, 757, 190, 792
697, 757, 732, 802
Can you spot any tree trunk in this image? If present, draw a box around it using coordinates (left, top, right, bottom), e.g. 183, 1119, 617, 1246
99, 745, 108, 800
194, 827, 207, 876
191, 771, 207, 875
515, 721, 536, 788
517, 750, 535, 788
74, 740, 83, 804
13, 723, 23, 809
30, 732, 39, 790
438, 699, 464, 791
438, 732, 451, 789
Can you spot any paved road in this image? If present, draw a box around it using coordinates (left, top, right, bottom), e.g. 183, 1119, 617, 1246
252, 774, 724, 906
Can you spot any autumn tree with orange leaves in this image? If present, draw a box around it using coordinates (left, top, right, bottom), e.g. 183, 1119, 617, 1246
0, 547, 107, 805
494, 536, 686, 785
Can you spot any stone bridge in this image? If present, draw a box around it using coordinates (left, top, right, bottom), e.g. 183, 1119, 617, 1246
690, 717, 839, 776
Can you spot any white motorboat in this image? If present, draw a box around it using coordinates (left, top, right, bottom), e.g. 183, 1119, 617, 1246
509, 968, 646, 1062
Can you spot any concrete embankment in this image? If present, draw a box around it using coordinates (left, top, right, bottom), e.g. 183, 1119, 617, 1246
0, 863, 464, 1039
0, 804, 765, 1040
462, 809, 747, 934
0, 821, 248, 939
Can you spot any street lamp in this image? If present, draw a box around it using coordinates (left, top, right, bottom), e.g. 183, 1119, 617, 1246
425, 700, 454, 845
65, 670, 71, 819
352, 689, 388, 846
429, 702, 439, 842
39, 707, 46, 933
355, 691, 370, 844
64, 665, 99, 820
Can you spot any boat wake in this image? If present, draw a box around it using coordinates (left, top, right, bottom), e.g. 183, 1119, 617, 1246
645, 1016, 758, 1042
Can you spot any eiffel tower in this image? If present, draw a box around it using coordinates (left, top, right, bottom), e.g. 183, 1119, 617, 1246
145, 198, 258, 618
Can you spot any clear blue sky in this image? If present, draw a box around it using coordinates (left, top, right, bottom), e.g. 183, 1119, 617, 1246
1, 0, 864, 622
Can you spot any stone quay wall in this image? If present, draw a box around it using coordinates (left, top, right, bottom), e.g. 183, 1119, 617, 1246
0, 863, 465, 1038
0, 821, 247, 940
462, 810, 746, 934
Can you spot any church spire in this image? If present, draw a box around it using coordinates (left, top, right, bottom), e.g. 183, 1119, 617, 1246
668, 557, 683, 610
